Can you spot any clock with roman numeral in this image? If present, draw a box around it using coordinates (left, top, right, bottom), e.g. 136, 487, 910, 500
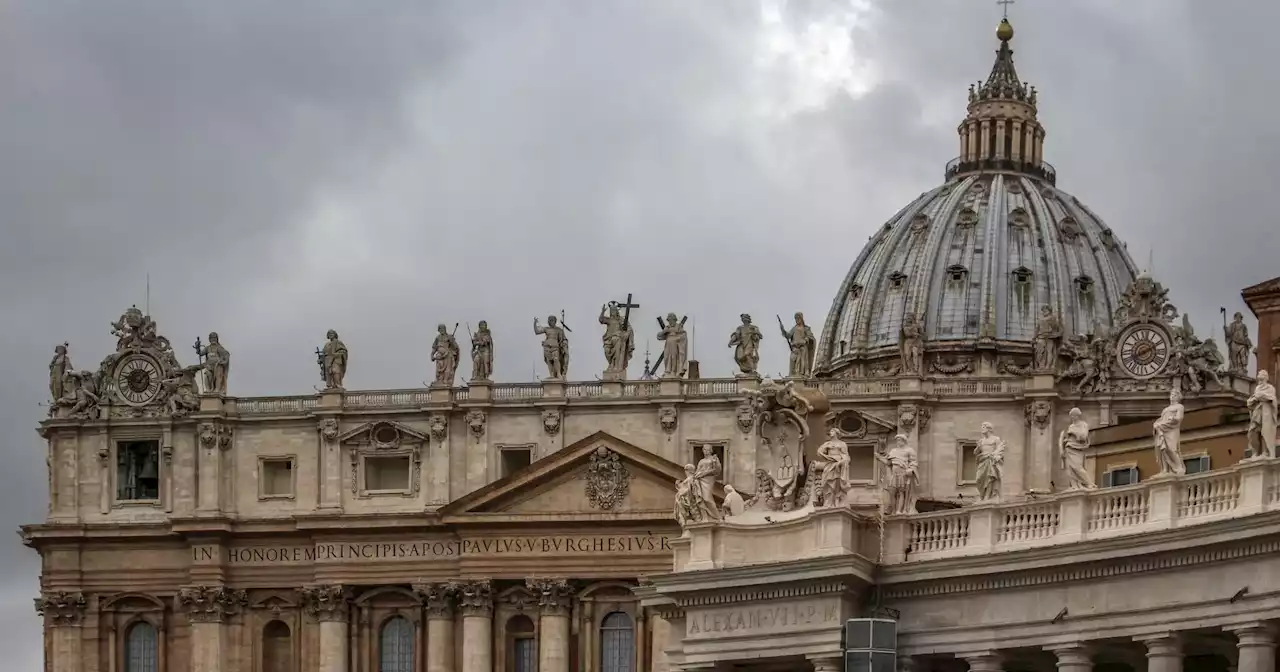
113, 353, 164, 406
1116, 323, 1171, 380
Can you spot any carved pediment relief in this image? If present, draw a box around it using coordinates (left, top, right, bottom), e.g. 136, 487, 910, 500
339, 421, 429, 449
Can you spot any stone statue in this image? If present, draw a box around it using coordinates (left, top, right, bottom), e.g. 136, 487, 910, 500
875, 434, 919, 515
197, 332, 231, 395
809, 428, 851, 508
721, 485, 745, 517
1224, 311, 1253, 376
975, 422, 1006, 501
49, 343, 72, 401
657, 313, 688, 379
1058, 408, 1096, 490
1033, 306, 1063, 371
533, 315, 569, 379
693, 444, 722, 513
674, 459, 720, 527
899, 314, 923, 374
430, 324, 461, 386
1246, 370, 1277, 460
470, 321, 493, 381
54, 369, 101, 420
162, 364, 204, 417
321, 330, 348, 390
728, 313, 762, 375
778, 312, 816, 378
1153, 388, 1185, 476
598, 303, 635, 378
674, 465, 698, 527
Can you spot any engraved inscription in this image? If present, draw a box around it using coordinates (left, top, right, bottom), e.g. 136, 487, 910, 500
686, 598, 841, 639
192, 534, 675, 565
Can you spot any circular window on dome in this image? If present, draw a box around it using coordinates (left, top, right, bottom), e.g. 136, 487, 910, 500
1007, 180, 1023, 194
957, 207, 979, 227
946, 265, 969, 283
849, 284, 863, 300
1058, 217, 1082, 241
888, 271, 908, 290
1074, 275, 1095, 295
1011, 267, 1033, 285
1009, 207, 1030, 228
910, 213, 930, 234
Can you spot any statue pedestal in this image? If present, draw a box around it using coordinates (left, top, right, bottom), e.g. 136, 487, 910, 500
198, 395, 224, 413
735, 374, 760, 394
428, 385, 452, 404
466, 381, 491, 402
602, 380, 623, 397
542, 379, 565, 398
673, 507, 872, 572
1028, 373, 1058, 391
659, 378, 682, 397
319, 389, 344, 409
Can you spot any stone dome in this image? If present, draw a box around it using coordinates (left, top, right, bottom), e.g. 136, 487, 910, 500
815, 19, 1142, 375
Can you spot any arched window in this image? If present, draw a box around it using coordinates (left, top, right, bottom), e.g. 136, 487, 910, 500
124, 621, 158, 672
506, 614, 536, 672
600, 611, 635, 672
379, 616, 414, 672
262, 620, 293, 672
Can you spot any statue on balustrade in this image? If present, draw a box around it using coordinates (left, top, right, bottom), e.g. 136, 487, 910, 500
196, 332, 231, 395
1153, 388, 1186, 476
1058, 407, 1096, 489
430, 323, 461, 387
657, 313, 688, 379
809, 428, 851, 508
1224, 311, 1253, 376
876, 434, 919, 515
1033, 306, 1063, 371
319, 330, 348, 390
975, 422, 1006, 501
533, 314, 569, 379
49, 343, 72, 402
470, 321, 493, 382
779, 312, 816, 378
598, 302, 634, 379
899, 314, 923, 375
728, 313, 762, 376
53, 369, 101, 420
1246, 370, 1277, 460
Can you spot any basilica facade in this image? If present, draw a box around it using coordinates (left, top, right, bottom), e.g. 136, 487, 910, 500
27, 18, 1280, 672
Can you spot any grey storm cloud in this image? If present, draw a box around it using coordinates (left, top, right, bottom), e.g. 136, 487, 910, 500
2, 1, 1277, 665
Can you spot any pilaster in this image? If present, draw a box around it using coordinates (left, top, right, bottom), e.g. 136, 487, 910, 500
465, 409, 489, 493
317, 417, 342, 510
36, 591, 87, 672
1024, 377, 1059, 493
415, 583, 457, 672
302, 584, 353, 672
457, 579, 494, 672
177, 585, 247, 672
529, 578, 573, 672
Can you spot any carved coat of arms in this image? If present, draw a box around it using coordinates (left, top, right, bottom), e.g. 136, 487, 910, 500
583, 447, 631, 510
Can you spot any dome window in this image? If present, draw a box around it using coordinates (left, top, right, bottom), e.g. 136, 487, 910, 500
1058, 216, 1082, 241
1009, 207, 1030, 228
849, 284, 863, 300
910, 213, 931, 234
1074, 275, 1094, 294
1007, 180, 1023, 194
1011, 267, 1033, 285
957, 207, 979, 227
888, 271, 908, 290
946, 265, 969, 283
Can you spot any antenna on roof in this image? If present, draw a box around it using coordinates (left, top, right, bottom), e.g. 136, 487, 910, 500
145, 273, 151, 315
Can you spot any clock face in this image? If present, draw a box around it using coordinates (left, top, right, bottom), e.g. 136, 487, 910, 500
114, 354, 163, 406
1117, 324, 1171, 379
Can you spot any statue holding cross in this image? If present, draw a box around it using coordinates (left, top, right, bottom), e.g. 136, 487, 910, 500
599, 294, 638, 379
656, 312, 689, 379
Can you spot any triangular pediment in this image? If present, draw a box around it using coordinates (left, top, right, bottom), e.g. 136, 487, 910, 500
441, 431, 717, 520
339, 420, 429, 446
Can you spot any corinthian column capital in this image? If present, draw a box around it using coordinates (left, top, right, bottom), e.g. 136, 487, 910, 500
413, 582, 457, 620
452, 579, 493, 618
177, 585, 248, 624
527, 578, 574, 616
34, 591, 88, 627
300, 584, 353, 623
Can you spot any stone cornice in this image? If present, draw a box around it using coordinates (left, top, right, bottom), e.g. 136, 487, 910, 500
300, 584, 352, 623
35, 591, 87, 627
646, 554, 875, 600
177, 585, 248, 624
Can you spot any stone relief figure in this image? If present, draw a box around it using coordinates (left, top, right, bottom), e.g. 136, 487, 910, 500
778, 312, 816, 378
809, 428, 851, 508
899, 314, 923, 374
674, 462, 720, 527
320, 330, 348, 390
1172, 315, 1225, 393
974, 422, 1006, 501
1153, 388, 1186, 476
470, 321, 493, 382
728, 313, 762, 375
430, 324, 461, 386
656, 313, 689, 379
598, 303, 635, 378
1224, 311, 1253, 376
875, 434, 919, 515
1058, 333, 1108, 395
53, 370, 101, 419
1246, 370, 1277, 460
1033, 306, 1063, 371
49, 343, 72, 401
197, 332, 231, 395
1058, 408, 1096, 490
533, 315, 569, 379
693, 444, 722, 513
161, 364, 204, 417
721, 485, 745, 517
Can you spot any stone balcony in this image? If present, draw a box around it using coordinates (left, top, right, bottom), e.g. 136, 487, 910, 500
883, 457, 1280, 563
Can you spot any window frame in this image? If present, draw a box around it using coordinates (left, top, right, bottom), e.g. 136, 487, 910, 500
496, 444, 537, 479
599, 610, 637, 672
360, 453, 416, 496
955, 439, 979, 486
257, 455, 297, 501
1182, 453, 1211, 475
378, 615, 415, 672
1102, 463, 1140, 488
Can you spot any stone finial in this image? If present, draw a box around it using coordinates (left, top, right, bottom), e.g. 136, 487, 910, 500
451, 579, 493, 617
413, 583, 457, 620
177, 585, 248, 624
300, 584, 352, 623
526, 578, 574, 616
35, 591, 87, 627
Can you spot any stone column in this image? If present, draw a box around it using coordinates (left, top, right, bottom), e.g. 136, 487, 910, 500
962, 650, 1004, 671
809, 656, 843, 672
178, 585, 248, 672
1229, 622, 1277, 672
416, 582, 457, 672
35, 591, 87, 672
529, 578, 574, 672
1045, 643, 1092, 672
1137, 633, 1183, 672
302, 584, 353, 672
458, 580, 494, 672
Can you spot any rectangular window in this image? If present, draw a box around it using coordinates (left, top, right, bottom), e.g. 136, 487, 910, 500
500, 447, 533, 478
117, 440, 160, 501
958, 440, 978, 485
1183, 455, 1210, 475
364, 455, 412, 492
260, 459, 295, 498
1102, 466, 1139, 488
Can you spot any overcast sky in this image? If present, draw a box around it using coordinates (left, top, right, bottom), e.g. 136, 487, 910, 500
2, 0, 1278, 665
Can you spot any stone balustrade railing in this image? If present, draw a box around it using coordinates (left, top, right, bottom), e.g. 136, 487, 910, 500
881, 458, 1280, 563
223, 376, 1030, 416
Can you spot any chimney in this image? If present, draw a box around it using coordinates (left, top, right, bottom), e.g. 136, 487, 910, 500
686, 361, 701, 380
